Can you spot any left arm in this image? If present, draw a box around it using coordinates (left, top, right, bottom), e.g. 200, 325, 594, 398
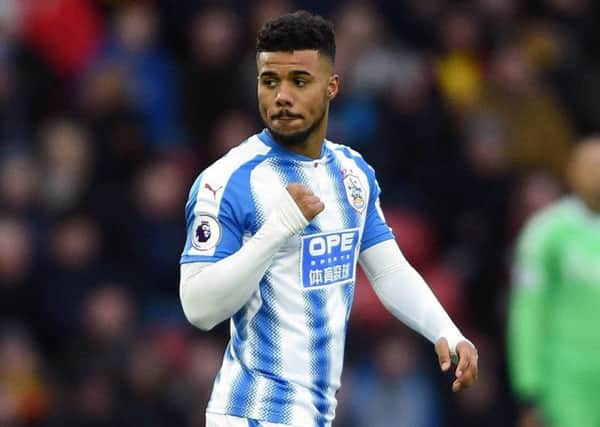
350, 151, 477, 391
359, 239, 478, 391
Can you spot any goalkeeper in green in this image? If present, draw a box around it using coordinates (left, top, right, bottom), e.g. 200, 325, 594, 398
508, 137, 600, 427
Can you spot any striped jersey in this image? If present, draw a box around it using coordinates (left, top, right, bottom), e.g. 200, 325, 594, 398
180, 130, 394, 426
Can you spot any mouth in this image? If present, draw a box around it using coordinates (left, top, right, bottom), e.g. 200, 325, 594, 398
271, 112, 303, 122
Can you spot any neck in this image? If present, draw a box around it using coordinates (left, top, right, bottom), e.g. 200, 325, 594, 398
270, 110, 328, 159
583, 199, 600, 214
289, 125, 326, 159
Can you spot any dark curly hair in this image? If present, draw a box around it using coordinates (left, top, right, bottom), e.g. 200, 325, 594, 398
256, 10, 336, 63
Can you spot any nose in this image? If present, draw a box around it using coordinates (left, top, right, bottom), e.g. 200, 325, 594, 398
275, 81, 294, 107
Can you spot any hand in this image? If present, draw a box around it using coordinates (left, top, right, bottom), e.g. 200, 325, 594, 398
286, 183, 325, 221
517, 404, 545, 427
517, 406, 545, 427
435, 338, 478, 392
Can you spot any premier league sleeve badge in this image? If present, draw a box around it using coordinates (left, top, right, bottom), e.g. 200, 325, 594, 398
192, 214, 222, 251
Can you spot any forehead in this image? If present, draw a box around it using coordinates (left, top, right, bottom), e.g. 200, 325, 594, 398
574, 142, 600, 165
257, 50, 328, 74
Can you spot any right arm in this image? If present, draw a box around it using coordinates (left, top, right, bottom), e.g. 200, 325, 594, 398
179, 184, 323, 330
507, 213, 554, 402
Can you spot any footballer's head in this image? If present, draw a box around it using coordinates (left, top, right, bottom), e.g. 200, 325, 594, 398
568, 136, 600, 212
255, 11, 339, 147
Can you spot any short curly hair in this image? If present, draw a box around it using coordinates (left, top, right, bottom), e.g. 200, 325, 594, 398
256, 10, 336, 63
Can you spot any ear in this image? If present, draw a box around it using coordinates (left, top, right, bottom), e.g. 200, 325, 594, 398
327, 74, 340, 100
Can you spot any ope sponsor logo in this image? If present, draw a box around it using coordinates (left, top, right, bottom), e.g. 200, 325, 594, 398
307, 232, 355, 256
301, 229, 359, 288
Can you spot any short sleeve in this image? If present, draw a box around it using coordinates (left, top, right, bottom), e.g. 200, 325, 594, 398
511, 213, 555, 292
180, 168, 253, 264
360, 165, 394, 252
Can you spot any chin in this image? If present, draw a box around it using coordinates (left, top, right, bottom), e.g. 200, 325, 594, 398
268, 126, 312, 146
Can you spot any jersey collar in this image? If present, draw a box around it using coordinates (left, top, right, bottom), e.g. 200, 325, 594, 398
257, 129, 331, 163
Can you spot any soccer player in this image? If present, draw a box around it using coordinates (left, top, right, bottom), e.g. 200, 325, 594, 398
508, 137, 600, 427
179, 11, 478, 427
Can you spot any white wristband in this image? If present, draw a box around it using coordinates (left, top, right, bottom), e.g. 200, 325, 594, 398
274, 188, 310, 235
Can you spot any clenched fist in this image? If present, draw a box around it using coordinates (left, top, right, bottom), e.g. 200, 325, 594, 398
286, 183, 325, 221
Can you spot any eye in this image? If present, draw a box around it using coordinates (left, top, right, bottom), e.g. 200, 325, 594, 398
262, 78, 278, 88
295, 79, 307, 87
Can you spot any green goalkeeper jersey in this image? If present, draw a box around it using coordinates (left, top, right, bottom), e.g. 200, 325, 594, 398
508, 196, 600, 401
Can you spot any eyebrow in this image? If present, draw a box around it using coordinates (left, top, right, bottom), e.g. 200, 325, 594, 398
290, 70, 313, 77
259, 69, 314, 78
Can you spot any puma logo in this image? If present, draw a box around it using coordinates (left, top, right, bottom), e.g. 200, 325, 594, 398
204, 183, 223, 199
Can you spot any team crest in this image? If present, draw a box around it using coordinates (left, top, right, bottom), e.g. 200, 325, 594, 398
343, 174, 366, 213
192, 214, 221, 251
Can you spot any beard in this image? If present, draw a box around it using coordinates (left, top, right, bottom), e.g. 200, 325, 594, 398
266, 106, 327, 147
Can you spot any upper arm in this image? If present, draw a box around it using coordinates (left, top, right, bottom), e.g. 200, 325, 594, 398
357, 159, 394, 252
511, 214, 555, 293
180, 167, 254, 264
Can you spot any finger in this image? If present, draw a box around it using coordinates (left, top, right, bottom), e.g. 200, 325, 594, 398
286, 183, 312, 197
305, 202, 325, 218
455, 356, 470, 378
466, 366, 477, 385
311, 202, 325, 216
434, 338, 451, 372
463, 347, 478, 380
304, 195, 321, 205
454, 363, 478, 392
469, 353, 479, 382
304, 198, 324, 210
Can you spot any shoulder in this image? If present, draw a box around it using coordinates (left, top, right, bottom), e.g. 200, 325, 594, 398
326, 140, 376, 177
523, 197, 575, 232
200, 134, 273, 188
326, 139, 365, 161
517, 197, 575, 250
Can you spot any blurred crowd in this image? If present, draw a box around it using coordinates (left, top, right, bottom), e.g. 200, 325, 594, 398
0, 0, 598, 426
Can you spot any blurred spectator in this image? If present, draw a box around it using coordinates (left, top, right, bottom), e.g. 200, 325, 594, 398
318, 3, 383, 153
98, 1, 183, 149
0, 2, 597, 425
508, 138, 600, 427
0, 218, 44, 341
248, 0, 294, 36
376, 54, 463, 228
211, 110, 260, 160
19, 0, 103, 77
435, 7, 484, 114
182, 4, 245, 159
0, 327, 50, 426
63, 284, 137, 380
44, 365, 122, 427
171, 336, 224, 427
39, 213, 103, 351
343, 330, 442, 427
450, 113, 514, 336
508, 172, 564, 238
478, 0, 519, 41
0, 151, 39, 217
38, 119, 94, 215
120, 335, 185, 426
478, 42, 575, 177
128, 157, 188, 323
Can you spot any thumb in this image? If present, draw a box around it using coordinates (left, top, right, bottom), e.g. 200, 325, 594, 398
435, 337, 452, 372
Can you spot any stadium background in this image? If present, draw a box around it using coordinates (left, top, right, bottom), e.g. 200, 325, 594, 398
0, 0, 598, 425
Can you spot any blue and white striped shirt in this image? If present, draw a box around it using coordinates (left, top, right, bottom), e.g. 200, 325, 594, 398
181, 130, 393, 426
